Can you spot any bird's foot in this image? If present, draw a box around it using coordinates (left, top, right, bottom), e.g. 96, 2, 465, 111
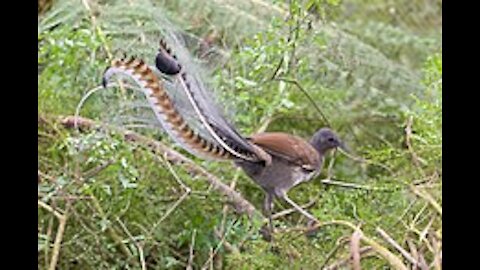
304, 219, 321, 237
306, 219, 319, 228
259, 225, 274, 242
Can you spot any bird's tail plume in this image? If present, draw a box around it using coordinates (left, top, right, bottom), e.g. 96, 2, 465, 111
102, 54, 271, 164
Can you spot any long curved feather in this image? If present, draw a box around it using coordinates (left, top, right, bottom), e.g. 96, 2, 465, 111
154, 38, 271, 164
102, 56, 234, 161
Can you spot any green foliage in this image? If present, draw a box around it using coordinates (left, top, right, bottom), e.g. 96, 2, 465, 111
406, 53, 442, 170
38, 23, 107, 115
38, 0, 441, 269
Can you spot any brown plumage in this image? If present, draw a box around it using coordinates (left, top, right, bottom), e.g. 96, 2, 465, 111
248, 133, 320, 170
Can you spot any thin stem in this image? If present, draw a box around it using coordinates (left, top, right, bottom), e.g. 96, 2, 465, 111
275, 77, 331, 127
186, 229, 197, 270
200, 219, 238, 270
116, 218, 147, 270
38, 200, 69, 270
282, 195, 318, 222
376, 227, 418, 266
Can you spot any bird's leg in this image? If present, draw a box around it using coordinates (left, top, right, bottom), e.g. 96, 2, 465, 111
258, 192, 275, 242
282, 194, 319, 223
263, 193, 274, 234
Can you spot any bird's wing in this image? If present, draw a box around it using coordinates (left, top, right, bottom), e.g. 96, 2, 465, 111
248, 132, 320, 170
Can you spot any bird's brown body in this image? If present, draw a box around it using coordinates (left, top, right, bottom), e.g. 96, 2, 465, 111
237, 132, 322, 198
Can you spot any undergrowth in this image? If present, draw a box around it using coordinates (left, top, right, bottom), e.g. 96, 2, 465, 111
38, 0, 441, 269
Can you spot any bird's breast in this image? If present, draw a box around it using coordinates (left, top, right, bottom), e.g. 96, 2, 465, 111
236, 155, 321, 196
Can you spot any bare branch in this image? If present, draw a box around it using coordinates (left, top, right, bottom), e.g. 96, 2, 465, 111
376, 227, 418, 266
116, 218, 147, 270
406, 238, 419, 270
286, 220, 409, 270
409, 185, 442, 216
350, 228, 362, 270
38, 200, 69, 270
324, 247, 373, 270
271, 200, 316, 220
321, 178, 400, 191
186, 229, 197, 270
57, 115, 263, 218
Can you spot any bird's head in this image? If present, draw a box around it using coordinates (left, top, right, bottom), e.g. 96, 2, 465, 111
310, 128, 347, 155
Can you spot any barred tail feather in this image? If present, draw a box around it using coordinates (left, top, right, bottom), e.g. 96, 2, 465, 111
102, 57, 233, 161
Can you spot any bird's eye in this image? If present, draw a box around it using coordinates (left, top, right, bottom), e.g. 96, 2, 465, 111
327, 137, 335, 142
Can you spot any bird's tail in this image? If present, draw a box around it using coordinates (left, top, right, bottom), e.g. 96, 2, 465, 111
102, 45, 271, 164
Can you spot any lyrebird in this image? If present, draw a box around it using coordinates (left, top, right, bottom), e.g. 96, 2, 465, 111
102, 38, 346, 238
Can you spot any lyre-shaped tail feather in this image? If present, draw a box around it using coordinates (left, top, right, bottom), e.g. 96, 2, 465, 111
155, 39, 182, 75
102, 56, 237, 161
155, 39, 272, 164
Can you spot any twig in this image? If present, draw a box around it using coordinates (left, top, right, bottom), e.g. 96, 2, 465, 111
271, 200, 316, 220
213, 228, 239, 254
49, 210, 68, 270
376, 227, 418, 266
326, 149, 337, 179
186, 229, 197, 270
38, 200, 69, 270
406, 238, 420, 270
324, 247, 373, 270
291, 220, 409, 270
116, 218, 146, 270
201, 219, 238, 270
38, 200, 64, 220
160, 153, 192, 193
392, 198, 418, 228
209, 248, 214, 270
410, 202, 429, 228
419, 217, 435, 249
417, 252, 429, 270
149, 190, 190, 236
355, 230, 408, 270
275, 77, 331, 127
321, 178, 400, 192
350, 228, 362, 270
44, 216, 54, 269
319, 237, 349, 269
89, 193, 132, 258
269, 57, 284, 80
429, 232, 442, 270
409, 185, 442, 216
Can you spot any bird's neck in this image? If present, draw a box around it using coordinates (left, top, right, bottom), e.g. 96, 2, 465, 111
310, 142, 330, 158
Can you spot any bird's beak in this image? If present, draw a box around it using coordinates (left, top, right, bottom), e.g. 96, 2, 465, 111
338, 141, 350, 153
